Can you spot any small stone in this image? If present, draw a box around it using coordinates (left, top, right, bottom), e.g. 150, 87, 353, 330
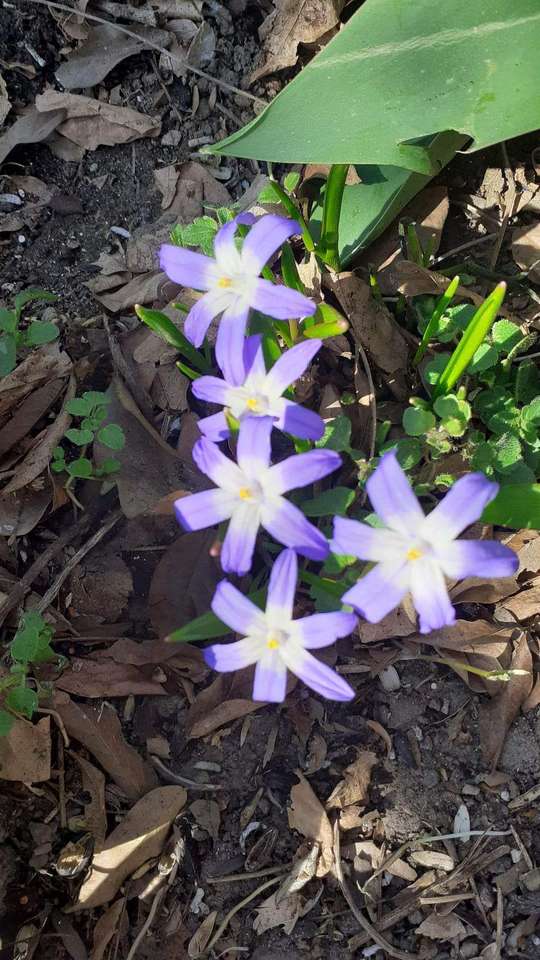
462, 784, 480, 796
500, 790, 510, 802
510, 848, 522, 864
18, 234, 26, 244
162, 129, 182, 147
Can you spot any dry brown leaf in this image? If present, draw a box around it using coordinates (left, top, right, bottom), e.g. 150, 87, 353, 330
276, 845, 319, 902
253, 890, 303, 936
358, 607, 416, 643
250, 0, 345, 83
69, 552, 132, 624
106, 636, 187, 666
512, 222, 540, 283
154, 161, 229, 220
149, 531, 221, 638
55, 23, 171, 89
187, 911, 217, 958
479, 631, 534, 768
0, 106, 65, 167
0, 71, 10, 126
395, 261, 496, 313
288, 772, 333, 877
190, 799, 220, 839
326, 751, 377, 810
53, 693, 158, 799
410, 850, 454, 871
0, 485, 52, 538
522, 673, 540, 712
408, 619, 513, 653
90, 898, 126, 960
0, 378, 65, 460
0, 343, 72, 418
0, 716, 51, 782
72, 785, 187, 910
151, 363, 189, 411
450, 575, 520, 605
70, 753, 107, 847
153, 0, 203, 17
186, 678, 266, 739
56, 656, 167, 698
517, 535, 540, 574
35, 91, 160, 151
93, 271, 166, 312
304, 731, 327, 774
501, 586, 540, 621
416, 912, 467, 940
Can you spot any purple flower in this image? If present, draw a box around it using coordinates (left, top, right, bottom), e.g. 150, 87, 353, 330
332, 452, 518, 634
205, 548, 356, 702
193, 335, 324, 442
175, 416, 339, 575
160, 214, 316, 385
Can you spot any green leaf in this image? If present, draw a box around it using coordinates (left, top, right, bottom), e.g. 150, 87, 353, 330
403, 406, 436, 436
97, 424, 125, 450
394, 437, 423, 470
51, 460, 66, 473
66, 397, 93, 417
302, 302, 348, 340
0, 709, 14, 737
169, 588, 267, 643
283, 171, 301, 192
0, 308, 17, 334
470, 441, 494, 472
302, 486, 355, 517
482, 483, 540, 529
491, 319, 522, 352
491, 432, 522, 472
315, 415, 351, 452
14, 288, 57, 315
467, 342, 499, 373
83, 391, 110, 408
24, 321, 59, 346
424, 353, 451, 386
67, 458, 93, 479
65, 427, 94, 446
515, 360, 540, 404
179, 216, 219, 256
6, 685, 38, 720
52, 446, 65, 461
0, 334, 17, 377
521, 397, 540, 425
96, 457, 121, 476
134, 305, 209, 372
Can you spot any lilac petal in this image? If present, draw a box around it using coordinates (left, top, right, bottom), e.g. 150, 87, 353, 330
269, 449, 341, 494
215, 303, 250, 386
236, 415, 273, 476
192, 375, 231, 405
211, 580, 265, 635
243, 334, 266, 380
421, 474, 500, 542
159, 244, 216, 290
332, 516, 406, 562
282, 648, 354, 701
251, 277, 317, 320
366, 451, 425, 536
276, 399, 325, 440
174, 489, 235, 532
342, 561, 408, 622
264, 339, 322, 397
185, 291, 228, 348
261, 497, 329, 561
437, 540, 519, 580
409, 559, 455, 634
193, 437, 243, 490
253, 653, 287, 702
204, 638, 260, 672
241, 214, 299, 275
220, 505, 259, 575
213, 219, 242, 275
197, 411, 230, 442
295, 612, 357, 649
266, 548, 297, 620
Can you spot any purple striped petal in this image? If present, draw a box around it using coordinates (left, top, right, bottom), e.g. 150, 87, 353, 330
276, 399, 325, 440
409, 559, 455, 633
185, 291, 228, 348
282, 648, 354, 701
342, 561, 408, 622
332, 516, 406, 562
215, 303, 250, 386
253, 653, 287, 702
211, 580, 265, 635
174, 489, 235, 532
266, 548, 297, 620
159, 244, 216, 290
221, 505, 260, 575
295, 612, 357, 649
193, 437, 243, 490
241, 214, 299, 275
264, 339, 322, 397
421, 474, 500, 542
261, 497, 329, 561
197, 411, 230, 442
244, 335, 266, 380
237, 415, 273, 476
269, 449, 341, 494
366, 451, 425, 536
250, 277, 317, 320
204, 637, 260, 672
437, 540, 519, 580
192, 375, 231, 405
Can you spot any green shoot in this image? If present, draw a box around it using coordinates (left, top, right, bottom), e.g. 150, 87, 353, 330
414, 274, 460, 365
315, 164, 349, 272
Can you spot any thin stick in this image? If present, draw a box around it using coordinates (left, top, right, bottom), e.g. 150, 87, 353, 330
125, 886, 165, 960
36, 707, 70, 747
207, 864, 290, 884
18, 0, 264, 106
431, 234, 495, 267
150, 755, 222, 791
204, 876, 281, 955
495, 886, 503, 960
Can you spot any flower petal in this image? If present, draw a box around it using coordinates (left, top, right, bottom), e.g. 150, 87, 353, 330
204, 637, 260, 672
237, 415, 273, 477
193, 437, 243, 491
211, 579, 265, 635
185, 291, 229, 348
174, 489, 235, 532
261, 497, 329, 561
264, 339, 322, 398
221, 504, 260, 575
421, 474, 500, 542
342, 561, 408, 622
332, 516, 406, 562
409, 558, 455, 633
197, 411, 230, 442
253, 651, 287, 702
192, 375, 231, 406
215, 302, 250, 386
269, 449, 341, 494
266, 548, 297, 621
366, 451, 425, 536
250, 277, 317, 320
437, 539, 519, 580
243, 334, 266, 380
295, 612, 357, 649
213, 219, 242, 275
241, 214, 299, 275
274, 399, 324, 440
281, 647, 354, 701
159, 244, 216, 290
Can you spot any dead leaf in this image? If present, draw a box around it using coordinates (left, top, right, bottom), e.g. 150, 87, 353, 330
453, 802, 471, 842
149, 531, 221, 638
56, 656, 166, 698
395, 260, 489, 309
53, 693, 158, 799
409, 850, 454, 871
55, 23, 171, 89
326, 751, 377, 810
69, 552, 132, 623
154, 161, 229, 219
288, 772, 333, 877
187, 911, 217, 958
253, 890, 303, 936
0, 71, 10, 126
358, 607, 416, 644
409, 619, 513, 654
190, 799, 220, 839
151, 363, 189, 411
186, 673, 267, 739
70, 753, 107, 847
450, 575, 520, 605
0, 342, 72, 418
0, 378, 65, 459
522, 673, 540, 712
480, 632, 534, 768
50, 911, 88, 960
416, 912, 467, 940
0, 716, 51, 782
250, 0, 345, 83
501, 586, 540, 621
153, 0, 203, 17
512, 222, 540, 283
0, 106, 65, 167
0, 486, 52, 538
90, 898, 126, 960
276, 845, 319, 902
304, 731, 327, 774
35, 91, 160, 151
72, 785, 187, 910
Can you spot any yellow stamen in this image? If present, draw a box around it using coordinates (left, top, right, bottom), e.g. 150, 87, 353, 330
406, 547, 423, 561
246, 397, 259, 411
217, 277, 232, 288
266, 635, 280, 650
239, 487, 252, 501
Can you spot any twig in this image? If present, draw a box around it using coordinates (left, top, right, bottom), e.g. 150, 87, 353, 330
57, 731, 67, 829
150, 755, 223, 791
488, 162, 518, 272
431, 234, 495, 267
126, 886, 165, 960
36, 707, 70, 747
204, 876, 281, 955
495, 886, 503, 960
355, 342, 376, 508
207, 864, 290, 884
18, 0, 265, 106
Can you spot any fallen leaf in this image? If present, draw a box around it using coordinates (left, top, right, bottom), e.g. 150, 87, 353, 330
479, 631, 534, 768
187, 911, 217, 958
0, 342, 72, 418
50, 911, 88, 960
151, 363, 189, 411
0, 486, 52, 538
409, 850, 454, 871
409, 619, 513, 654
0, 71, 10, 126
250, 0, 345, 83
186, 672, 267, 739
0, 106, 65, 167
154, 161, 229, 219
253, 890, 303, 936
358, 607, 416, 643
189, 799, 220, 840
55, 23, 171, 89
50, 0, 90, 41
304, 731, 327, 774
522, 673, 540, 712
35, 91, 160, 151
326, 751, 377, 810
276, 845, 319, 901
56, 657, 166, 698
501, 586, 540, 621
149, 531, 221, 638
53, 693, 158, 799
153, 0, 203, 17
288, 772, 333, 877
507, 912, 540, 952
69, 552, 132, 624
70, 753, 107, 847
90, 898, 126, 960
0, 378, 65, 459
450, 575, 520, 604
416, 912, 467, 940
72, 785, 187, 910
395, 260, 488, 308
512, 221, 540, 283
454, 802, 471, 842
0, 716, 51, 782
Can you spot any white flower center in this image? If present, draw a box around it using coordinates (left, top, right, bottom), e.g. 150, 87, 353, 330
238, 479, 264, 503
265, 628, 289, 650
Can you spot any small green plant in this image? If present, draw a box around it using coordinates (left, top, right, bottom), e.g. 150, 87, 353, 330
52, 391, 125, 481
0, 611, 58, 735
0, 288, 59, 377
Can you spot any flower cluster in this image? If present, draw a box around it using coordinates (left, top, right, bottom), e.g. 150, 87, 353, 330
161, 214, 518, 703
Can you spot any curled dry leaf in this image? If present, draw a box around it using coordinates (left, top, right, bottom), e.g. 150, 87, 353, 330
149, 530, 221, 638
415, 912, 467, 941
0, 106, 65, 168
450, 575, 520, 605
409, 850, 454, 871
276, 844, 319, 903
288, 772, 333, 877
186, 670, 269, 739
55, 23, 172, 89
501, 586, 540, 622
35, 91, 160, 151
250, 0, 345, 83
479, 631, 534, 768
326, 751, 377, 810
0, 716, 51, 783
512, 221, 540, 283
190, 799, 220, 840
188, 910, 217, 958
0, 342, 72, 418
453, 802, 471, 842
0, 71, 10, 126
70, 753, 107, 847
409, 619, 513, 654
0, 485, 52, 538
0, 378, 65, 460
153, 161, 230, 219
55, 656, 167, 698
71, 785, 187, 910
90, 898, 126, 960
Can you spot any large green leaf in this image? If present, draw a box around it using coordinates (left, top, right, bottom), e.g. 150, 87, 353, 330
209, 0, 540, 169
482, 483, 540, 530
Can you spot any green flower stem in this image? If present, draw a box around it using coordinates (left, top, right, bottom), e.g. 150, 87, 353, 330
267, 180, 315, 253
316, 164, 349, 272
